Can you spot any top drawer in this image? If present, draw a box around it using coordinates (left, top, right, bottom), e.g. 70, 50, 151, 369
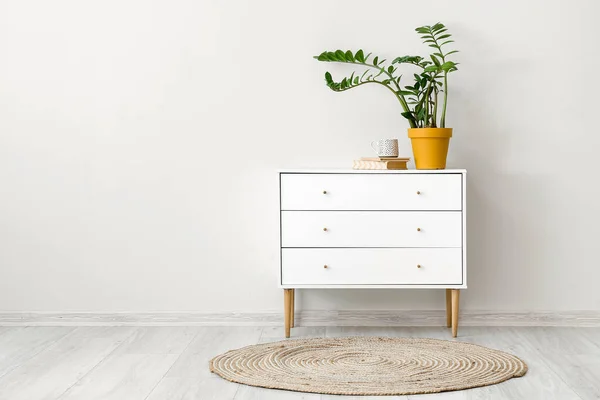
280, 173, 462, 211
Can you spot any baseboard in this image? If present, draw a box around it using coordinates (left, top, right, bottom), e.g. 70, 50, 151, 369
1, 310, 599, 327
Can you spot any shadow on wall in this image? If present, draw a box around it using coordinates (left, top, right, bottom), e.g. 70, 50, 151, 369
451, 80, 564, 310
444, 22, 566, 310
454, 129, 564, 310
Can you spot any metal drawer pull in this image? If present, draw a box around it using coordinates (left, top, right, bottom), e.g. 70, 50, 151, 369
417, 264, 422, 268
416, 191, 421, 195
417, 227, 421, 232
323, 190, 327, 194
323, 265, 328, 269
323, 227, 328, 232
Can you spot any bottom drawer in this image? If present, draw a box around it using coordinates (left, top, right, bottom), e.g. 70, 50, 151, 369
282, 248, 462, 285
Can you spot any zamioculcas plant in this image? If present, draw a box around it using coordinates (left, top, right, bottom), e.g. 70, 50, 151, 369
314, 22, 459, 169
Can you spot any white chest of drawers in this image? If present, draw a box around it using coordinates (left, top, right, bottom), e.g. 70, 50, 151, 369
279, 169, 467, 337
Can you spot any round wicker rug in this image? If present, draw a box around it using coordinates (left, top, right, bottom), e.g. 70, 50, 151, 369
209, 337, 527, 396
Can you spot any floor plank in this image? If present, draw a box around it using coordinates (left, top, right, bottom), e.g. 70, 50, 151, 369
234, 385, 322, 400
113, 326, 199, 355
522, 328, 600, 400
260, 326, 326, 343
457, 327, 583, 400
59, 352, 178, 400
579, 328, 600, 350
0, 327, 136, 400
521, 327, 600, 355
145, 327, 262, 400
146, 376, 241, 400
56, 327, 195, 400
545, 353, 600, 400
0, 327, 74, 379
325, 326, 415, 338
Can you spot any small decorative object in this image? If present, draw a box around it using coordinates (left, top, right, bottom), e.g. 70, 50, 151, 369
314, 23, 459, 169
353, 157, 410, 170
370, 138, 399, 157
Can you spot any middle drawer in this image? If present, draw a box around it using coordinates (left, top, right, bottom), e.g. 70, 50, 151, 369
281, 211, 462, 248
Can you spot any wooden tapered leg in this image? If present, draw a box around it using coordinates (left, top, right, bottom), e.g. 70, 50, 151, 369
290, 289, 295, 328
284, 289, 292, 338
445, 289, 452, 328
451, 289, 460, 338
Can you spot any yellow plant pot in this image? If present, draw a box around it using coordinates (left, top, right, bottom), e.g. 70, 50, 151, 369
408, 128, 453, 170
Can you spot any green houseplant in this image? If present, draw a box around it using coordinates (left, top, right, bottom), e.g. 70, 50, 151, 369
314, 22, 458, 169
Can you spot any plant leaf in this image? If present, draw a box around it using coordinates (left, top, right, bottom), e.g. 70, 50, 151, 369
314, 52, 327, 61
373, 56, 379, 66
355, 49, 365, 62
441, 61, 459, 72
345, 50, 354, 62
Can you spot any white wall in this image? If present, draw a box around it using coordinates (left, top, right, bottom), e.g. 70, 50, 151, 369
1, 0, 599, 313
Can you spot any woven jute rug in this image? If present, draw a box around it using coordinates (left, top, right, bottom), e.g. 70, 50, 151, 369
209, 337, 527, 396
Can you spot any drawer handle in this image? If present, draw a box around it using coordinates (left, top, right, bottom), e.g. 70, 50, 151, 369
323, 227, 328, 232
417, 227, 421, 232
416, 191, 421, 195
322, 190, 327, 194
323, 265, 328, 269
417, 264, 422, 269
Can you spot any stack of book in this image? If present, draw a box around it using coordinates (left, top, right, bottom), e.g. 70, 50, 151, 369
352, 157, 411, 170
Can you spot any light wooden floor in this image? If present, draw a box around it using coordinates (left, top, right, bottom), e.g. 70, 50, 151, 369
0, 326, 598, 399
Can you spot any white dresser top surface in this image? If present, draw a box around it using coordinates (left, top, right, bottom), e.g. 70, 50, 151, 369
279, 169, 466, 174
